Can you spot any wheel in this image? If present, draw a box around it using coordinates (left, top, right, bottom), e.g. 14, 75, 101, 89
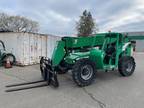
72, 58, 96, 87
3, 54, 16, 65
40, 58, 47, 80
118, 56, 136, 76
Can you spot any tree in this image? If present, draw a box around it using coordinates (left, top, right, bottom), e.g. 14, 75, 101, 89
76, 10, 98, 36
0, 13, 39, 32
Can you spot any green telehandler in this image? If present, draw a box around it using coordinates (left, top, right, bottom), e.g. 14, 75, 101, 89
40, 32, 144, 87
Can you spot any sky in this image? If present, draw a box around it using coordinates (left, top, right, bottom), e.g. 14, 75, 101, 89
0, 0, 144, 35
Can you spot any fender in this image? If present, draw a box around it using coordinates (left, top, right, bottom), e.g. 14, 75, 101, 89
89, 49, 105, 69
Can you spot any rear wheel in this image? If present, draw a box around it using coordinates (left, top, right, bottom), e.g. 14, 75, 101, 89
72, 58, 96, 87
118, 56, 136, 76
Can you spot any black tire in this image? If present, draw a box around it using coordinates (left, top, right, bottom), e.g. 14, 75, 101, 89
118, 56, 136, 76
3, 54, 16, 65
72, 58, 96, 87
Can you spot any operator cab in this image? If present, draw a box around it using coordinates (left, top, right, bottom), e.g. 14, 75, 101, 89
104, 42, 116, 64
103, 33, 119, 65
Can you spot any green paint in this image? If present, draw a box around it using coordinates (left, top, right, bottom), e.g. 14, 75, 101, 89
89, 49, 104, 69
51, 41, 66, 67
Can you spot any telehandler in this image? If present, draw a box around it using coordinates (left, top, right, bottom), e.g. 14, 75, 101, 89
5, 32, 144, 92
40, 32, 144, 87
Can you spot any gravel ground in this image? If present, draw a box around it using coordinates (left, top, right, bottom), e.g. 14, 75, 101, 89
0, 53, 144, 108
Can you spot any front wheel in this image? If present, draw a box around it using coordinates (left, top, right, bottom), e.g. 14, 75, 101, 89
72, 58, 96, 87
118, 56, 136, 76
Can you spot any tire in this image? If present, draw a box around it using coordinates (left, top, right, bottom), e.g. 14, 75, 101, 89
118, 56, 136, 76
72, 58, 96, 87
3, 54, 16, 65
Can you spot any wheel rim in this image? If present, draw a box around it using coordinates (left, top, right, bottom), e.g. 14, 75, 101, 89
126, 60, 133, 72
80, 65, 93, 80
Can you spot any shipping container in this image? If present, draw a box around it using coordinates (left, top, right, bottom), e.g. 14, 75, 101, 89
0, 32, 61, 65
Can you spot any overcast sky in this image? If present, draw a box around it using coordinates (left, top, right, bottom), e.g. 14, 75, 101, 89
0, 0, 144, 35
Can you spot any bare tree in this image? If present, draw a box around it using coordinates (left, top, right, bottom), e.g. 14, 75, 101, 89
0, 13, 39, 32
0, 13, 9, 31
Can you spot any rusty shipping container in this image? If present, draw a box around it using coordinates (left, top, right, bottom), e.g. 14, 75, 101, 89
0, 32, 61, 65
